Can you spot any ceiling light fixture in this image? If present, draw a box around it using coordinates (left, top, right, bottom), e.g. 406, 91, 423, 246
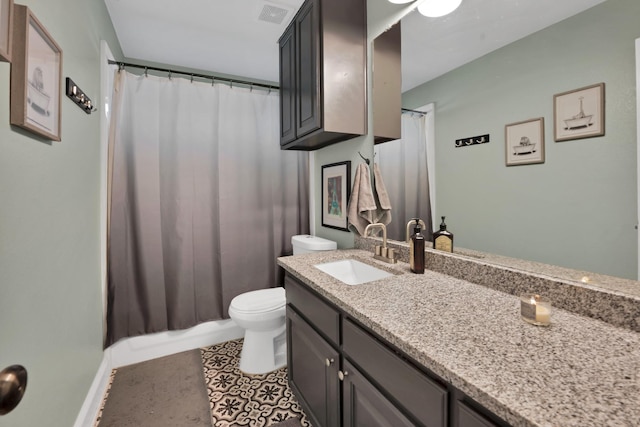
417, 0, 462, 17
387, 0, 414, 3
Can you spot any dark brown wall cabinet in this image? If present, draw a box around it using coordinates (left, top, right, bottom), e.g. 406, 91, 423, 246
285, 273, 511, 427
278, 0, 367, 151
373, 21, 402, 144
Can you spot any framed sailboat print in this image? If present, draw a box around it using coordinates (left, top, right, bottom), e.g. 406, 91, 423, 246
554, 83, 604, 142
10, 5, 62, 141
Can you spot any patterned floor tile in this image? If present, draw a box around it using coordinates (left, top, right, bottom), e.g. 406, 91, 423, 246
201, 339, 311, 427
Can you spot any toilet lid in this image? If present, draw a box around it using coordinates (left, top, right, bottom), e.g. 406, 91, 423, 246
230, 287, 285, 314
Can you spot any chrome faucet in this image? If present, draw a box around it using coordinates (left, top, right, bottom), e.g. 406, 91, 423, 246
406, 218, 426, 242
364, 223, 397, 264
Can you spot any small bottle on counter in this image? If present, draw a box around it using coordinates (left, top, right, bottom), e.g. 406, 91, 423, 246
432, 216, 454, 252
409, 218, 425, 274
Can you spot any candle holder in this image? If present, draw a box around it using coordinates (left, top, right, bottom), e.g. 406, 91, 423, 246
520, 294, 551, 326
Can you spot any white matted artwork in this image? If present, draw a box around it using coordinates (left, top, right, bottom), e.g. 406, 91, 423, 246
554, 83, 605, 142
0, 0, 13, 62
10, 5, 62, 141
505, 117, 545, 166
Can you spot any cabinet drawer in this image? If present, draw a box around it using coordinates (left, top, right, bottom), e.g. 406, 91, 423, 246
285, 275, 340, 346
343, 319, 447, 427
456, 401, 499, 427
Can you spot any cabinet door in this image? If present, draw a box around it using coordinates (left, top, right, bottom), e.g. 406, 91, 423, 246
342, 360, 416, 427
279, 23, 296, 145
287, 306, 340, 427
456, 401, 500, 427
295, 0, 321, 138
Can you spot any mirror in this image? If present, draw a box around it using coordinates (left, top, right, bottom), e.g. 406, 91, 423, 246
374, 0, 640, 284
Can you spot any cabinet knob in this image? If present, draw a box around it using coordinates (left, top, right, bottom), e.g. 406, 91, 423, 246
325, 358, 334, 367
338, 370, 348, 381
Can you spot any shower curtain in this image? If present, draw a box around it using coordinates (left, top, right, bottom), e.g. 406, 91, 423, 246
106, 70, 308, 346
374, 112, 432, 241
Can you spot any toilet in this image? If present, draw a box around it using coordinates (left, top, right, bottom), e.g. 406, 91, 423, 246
228, 234, 337, 374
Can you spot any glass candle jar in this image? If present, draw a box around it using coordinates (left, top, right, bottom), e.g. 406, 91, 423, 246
520, 294, 551, 326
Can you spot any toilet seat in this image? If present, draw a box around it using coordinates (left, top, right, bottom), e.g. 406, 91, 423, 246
229, 287, 285, 314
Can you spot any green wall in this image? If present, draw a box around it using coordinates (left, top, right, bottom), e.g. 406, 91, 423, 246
0, 1, 121, 425
398, 0, 639, 279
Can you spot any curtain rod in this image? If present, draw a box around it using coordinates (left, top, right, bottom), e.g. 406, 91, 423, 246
402, 108, 427, 116
108, 60, 279, 92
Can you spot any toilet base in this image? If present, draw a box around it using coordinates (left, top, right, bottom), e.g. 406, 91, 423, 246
238, 324, 287, 375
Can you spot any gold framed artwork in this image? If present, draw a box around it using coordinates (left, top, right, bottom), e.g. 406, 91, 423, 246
554, 83, 605, 142
322, 161, 351, 231
0, 0, 12, 62
10, 5, 62, 141
505, 117, 545, 166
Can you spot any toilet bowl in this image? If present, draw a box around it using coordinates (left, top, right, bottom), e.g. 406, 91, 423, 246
228, 234, 337, 374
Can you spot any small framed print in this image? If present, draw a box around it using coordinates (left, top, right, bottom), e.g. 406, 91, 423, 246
322, 161, 351, 231
505, 117, 545, 166
554, 83, 605, 142
10, 5, 62, 141
0, 0, 13, 62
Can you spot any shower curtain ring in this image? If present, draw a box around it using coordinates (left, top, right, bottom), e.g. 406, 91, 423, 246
144, 67, 148, 77
190, 74, 194, 83
211, 77, 215, 87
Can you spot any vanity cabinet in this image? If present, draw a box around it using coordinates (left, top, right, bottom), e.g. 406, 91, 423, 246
285, 273, 511, 427
286, 274, 446, 427
278, 0, 367, 151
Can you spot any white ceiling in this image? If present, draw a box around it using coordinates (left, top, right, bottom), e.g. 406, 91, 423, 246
104, 0, 607, 91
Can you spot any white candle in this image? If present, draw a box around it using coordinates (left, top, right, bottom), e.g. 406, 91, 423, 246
520, 294, 551, 326
535, 305, 551, 324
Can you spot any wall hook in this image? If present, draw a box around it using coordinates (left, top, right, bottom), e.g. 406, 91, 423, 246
65, 77, 96, 115
358, 151, 370, 165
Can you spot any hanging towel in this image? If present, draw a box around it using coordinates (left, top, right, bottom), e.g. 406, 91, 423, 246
373, 163, 392, 226
347, 163, 377, 235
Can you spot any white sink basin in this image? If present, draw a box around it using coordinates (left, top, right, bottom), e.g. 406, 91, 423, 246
314, 259, 393, 285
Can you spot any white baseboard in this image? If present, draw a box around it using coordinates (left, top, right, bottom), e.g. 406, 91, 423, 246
74, 319, 244, 427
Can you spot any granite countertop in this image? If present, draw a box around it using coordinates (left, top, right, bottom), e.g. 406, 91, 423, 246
277, 249, 640, 427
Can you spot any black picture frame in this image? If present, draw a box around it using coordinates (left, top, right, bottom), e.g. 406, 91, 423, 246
321, 161, 351, 231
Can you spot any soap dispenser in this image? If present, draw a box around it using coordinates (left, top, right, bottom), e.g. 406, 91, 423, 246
409, 218, 425, 274
433, 216, 454, 252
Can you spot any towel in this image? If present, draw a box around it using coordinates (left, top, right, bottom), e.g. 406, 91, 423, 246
373, 163, 392, 226
347, 163, 377, 235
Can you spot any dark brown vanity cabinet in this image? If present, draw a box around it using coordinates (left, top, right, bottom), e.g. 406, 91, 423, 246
285, 274, 447, 427
278, 0, 367, 151
285, 273, 512, 427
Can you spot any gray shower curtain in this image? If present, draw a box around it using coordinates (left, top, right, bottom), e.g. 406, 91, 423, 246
106, 70, 308, 346
374, 111, 432, 241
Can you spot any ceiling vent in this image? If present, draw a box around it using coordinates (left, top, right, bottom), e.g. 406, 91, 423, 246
258, 3, 290, 25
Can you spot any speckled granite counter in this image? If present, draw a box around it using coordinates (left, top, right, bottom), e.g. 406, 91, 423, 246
355, 236, 640, 332
278, 249, 640, 427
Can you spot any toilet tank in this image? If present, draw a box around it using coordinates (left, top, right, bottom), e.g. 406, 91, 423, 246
291, 235, 337, 255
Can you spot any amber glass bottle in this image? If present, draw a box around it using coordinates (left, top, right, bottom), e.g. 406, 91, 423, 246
432, 216, 453, 252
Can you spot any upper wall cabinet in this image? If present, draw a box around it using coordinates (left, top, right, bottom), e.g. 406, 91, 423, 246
373, 22, 401, 144
279, 0, 367, 151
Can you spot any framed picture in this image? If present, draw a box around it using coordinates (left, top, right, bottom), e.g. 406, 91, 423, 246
554, 83, 605, 142
505, 117, 545, 166
0, 0, 13, 62
10, 5, 62, 141
322, 161, 351, 231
